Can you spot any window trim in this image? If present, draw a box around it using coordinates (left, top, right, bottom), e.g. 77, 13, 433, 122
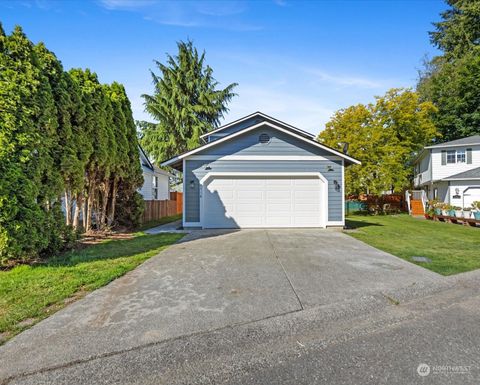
446, 150, 456, 164
152, 176, 158, 200
444, 149, 468, 165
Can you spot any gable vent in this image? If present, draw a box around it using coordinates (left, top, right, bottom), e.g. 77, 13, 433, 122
259, 133, 271, 144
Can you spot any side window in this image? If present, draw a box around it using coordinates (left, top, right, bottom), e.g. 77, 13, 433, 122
446, 150, 456, 164
152, 176, 158, 200
433, 188, 438, 199
456, 150, 466, 163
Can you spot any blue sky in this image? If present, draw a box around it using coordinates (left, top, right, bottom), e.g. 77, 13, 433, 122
1, 0, 446, 135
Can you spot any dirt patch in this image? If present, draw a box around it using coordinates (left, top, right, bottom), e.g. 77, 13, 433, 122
80, 231, 135, 246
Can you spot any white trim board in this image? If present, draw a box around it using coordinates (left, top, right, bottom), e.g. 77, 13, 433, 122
425, 143, 480, 149
162, 121, 360, 166
187, 155, 343, 161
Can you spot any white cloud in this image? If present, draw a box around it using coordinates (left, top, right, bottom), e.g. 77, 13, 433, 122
304, 67, 383, 89
97, 0, 261, 31
99, 0, 156, 10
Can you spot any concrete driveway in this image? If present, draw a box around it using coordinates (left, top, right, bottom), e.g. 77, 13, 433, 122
0, 229, 444, 382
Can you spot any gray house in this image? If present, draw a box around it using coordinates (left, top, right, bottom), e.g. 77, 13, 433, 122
162, 112, 360, 228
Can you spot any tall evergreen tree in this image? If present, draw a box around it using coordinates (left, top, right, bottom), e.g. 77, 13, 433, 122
417, 0, 480, 141
140, 40, 237, 162
0, 25, 63, 263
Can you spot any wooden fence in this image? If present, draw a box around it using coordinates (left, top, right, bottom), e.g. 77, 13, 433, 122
142, 192, 183, 224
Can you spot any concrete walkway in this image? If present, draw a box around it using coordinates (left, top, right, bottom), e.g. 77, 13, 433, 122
0, 229, 472, 384
144, 219, 187, 234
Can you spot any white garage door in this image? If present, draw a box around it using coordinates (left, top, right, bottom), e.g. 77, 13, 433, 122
463, 187, 480, 208
202, 175, 324, 228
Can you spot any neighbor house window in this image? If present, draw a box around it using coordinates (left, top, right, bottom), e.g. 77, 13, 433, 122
446, 150, 456, 164
456, 150, 466, 163
152, 176, 158, 200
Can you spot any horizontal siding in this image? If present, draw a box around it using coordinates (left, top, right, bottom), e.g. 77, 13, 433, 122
205, 116, 264, 142
201, 126, 334, 157
431, 145, 480, 180
184, 159, 343, 223
139, 167, 170, 200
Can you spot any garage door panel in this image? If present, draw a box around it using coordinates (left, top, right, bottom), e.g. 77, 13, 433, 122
266, 190, 292, 199
237, 190, 264, 199
203, 175, 324, 228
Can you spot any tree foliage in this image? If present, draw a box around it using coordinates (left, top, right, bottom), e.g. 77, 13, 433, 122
429, 0, 480, 61
417, 0, 480, 141
140, 40, 237, 162
318, 89, 438, 195
0, 24, 143, 265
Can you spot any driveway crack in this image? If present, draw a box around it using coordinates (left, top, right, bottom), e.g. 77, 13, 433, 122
265, 230, 304, 311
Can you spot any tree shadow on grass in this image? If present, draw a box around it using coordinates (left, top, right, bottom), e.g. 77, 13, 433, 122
345, 218, 384, 229
38, 233, 184, 268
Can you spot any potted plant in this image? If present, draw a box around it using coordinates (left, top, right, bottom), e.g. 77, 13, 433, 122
427, 200, 439, 216
443, 204, 455, 217
454, 206, 463, 218
472, 201, 480, 220
441, 203, 449, 216
463, 207, 472, 219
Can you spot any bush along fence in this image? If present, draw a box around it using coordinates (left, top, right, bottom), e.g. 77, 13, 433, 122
346, 194, 408, 215
141, 193, 183, 224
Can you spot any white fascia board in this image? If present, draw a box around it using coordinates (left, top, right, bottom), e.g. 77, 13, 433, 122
443, 177, 480, 181
162, 121, 361, 166
425, 143, 480, 149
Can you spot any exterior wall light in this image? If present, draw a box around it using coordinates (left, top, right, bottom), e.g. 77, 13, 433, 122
333, 180, 341, 192
327, 165, 334, 172
189, 180, 195, 189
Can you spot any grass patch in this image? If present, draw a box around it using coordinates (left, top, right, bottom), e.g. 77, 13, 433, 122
346, 214, 479, 276
0, 232, 183, 342
136, 214, 182, 232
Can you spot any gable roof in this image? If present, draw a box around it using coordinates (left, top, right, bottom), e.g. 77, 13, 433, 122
200, 111, 315, 140
139, 145, 172, 177
139, 145, 154, 170
162, 120, 361, 170
425, 135, 480, 149
444, 166, 480, 181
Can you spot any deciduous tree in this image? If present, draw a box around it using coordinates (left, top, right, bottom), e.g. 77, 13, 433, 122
318, 89, 438, 195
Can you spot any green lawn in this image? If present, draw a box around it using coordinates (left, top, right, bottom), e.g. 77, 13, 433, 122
136, 213, 182, 232
346, 214, 479, 276
0, 232, 183, 342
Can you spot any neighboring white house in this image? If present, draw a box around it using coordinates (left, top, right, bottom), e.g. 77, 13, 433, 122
139, 146, 171, 200
413, 135, 480, 208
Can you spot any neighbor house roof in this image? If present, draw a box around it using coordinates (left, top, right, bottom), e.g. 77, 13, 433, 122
199, 111, 315, 140
425, 135, 480, 149
444, 166, 480, 181
139, 145, 172, 177
413, 135, 480, 164
161, 118, 361, 171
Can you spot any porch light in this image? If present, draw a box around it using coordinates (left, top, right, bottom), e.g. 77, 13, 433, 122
333, 180, 341, 192
189, 180, 195, 189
